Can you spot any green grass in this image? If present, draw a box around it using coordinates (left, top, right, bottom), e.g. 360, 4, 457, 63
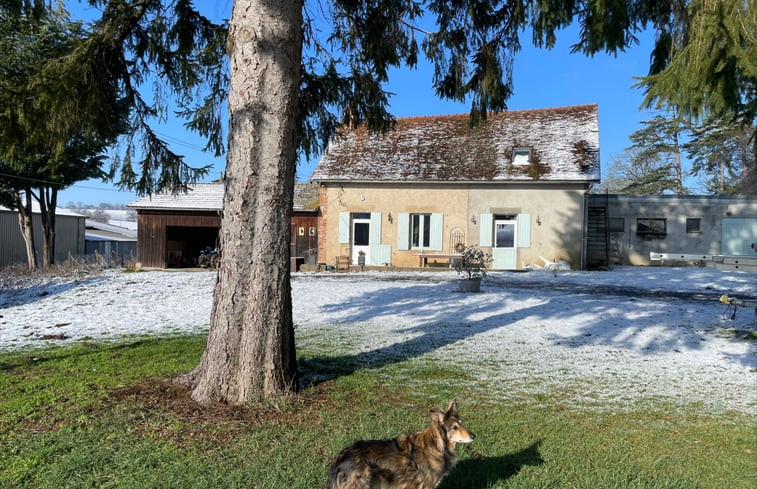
1, 336, 755, 488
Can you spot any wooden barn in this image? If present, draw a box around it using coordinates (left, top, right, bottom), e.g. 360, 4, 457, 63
128, 183, 320, 269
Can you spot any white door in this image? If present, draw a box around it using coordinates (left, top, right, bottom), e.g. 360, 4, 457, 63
492, 218, 517, 269
351, 218, 370, 264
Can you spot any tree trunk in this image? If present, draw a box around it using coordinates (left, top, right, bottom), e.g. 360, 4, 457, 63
179, 0, 302, 405
38, 186, 58, 268
16, 191, 37, 270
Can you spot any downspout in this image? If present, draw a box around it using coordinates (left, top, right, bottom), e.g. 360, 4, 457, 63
581, 189, 588, 270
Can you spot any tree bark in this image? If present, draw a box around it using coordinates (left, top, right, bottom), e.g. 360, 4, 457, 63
180, 0, 302, 405
16, 191, 37, 270
38, 186, 58, 267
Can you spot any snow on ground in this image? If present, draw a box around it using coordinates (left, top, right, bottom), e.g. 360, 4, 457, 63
1, 266, 755, 412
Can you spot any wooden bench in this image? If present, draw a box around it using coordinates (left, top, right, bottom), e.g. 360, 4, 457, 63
412, 253, 462, 268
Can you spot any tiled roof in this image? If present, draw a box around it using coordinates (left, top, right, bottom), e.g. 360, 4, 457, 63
293, 183, 320, 211
311, 104, 600, 183
127, 182, 319, 211
127, 183, 224, 211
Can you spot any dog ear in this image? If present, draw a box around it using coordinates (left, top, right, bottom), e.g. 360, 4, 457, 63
446, 399, 458, 416
430, 408, 445, 427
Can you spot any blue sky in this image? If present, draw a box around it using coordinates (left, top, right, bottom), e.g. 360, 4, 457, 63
58, 1, 661, 207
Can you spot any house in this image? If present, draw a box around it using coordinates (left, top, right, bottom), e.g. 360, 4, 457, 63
310, 104, 600, 270
84, 220, 138, 265
128, 182, 320, 269
0, 205, 86, 268
589, 194, 757, 270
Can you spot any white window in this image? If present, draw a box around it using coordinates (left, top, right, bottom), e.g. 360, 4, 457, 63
411, 213, 431, 249
512, 147, 532, 165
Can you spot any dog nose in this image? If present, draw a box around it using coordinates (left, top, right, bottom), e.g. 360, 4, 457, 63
470, 432, 476, 440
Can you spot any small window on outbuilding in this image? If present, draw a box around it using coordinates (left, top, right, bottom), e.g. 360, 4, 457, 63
686, 218, 702, 234
637, 218, 666, 238
609, 217, 625, 233
512, 147, 532, 165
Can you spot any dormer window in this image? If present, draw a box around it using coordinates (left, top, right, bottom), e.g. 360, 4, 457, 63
512, 147, 532, 165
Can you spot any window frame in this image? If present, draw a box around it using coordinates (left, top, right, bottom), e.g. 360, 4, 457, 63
512, 147, 532, 165
410, 213, 432, 249
686, 218, 702, 234
636, 218, 667, 238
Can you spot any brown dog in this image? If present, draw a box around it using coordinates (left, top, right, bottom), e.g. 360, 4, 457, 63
326, 400, 475, 489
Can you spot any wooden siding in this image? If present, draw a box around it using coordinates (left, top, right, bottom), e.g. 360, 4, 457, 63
290, 212, 319, 263
136, 210, 221, 268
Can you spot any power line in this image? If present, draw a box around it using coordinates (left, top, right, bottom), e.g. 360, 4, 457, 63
0, 171, 131, 194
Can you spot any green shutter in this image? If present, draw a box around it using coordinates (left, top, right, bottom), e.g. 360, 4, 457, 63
369, 244, 392, 265
429, 213, 443, 251
370, 212, 382, 244
338, 212, 350, 244
517, 213, 531, 248
397, 213, 410, 250
479, 213, 493, 246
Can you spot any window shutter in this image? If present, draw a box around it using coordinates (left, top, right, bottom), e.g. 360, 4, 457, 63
369, 244, 392, 265
479, 213, 493, 246
369, 212, 382, 244
338, 212, 350, 244
397, 213, 410, 250
429, 213, 443, 251
517, 213, 531, 248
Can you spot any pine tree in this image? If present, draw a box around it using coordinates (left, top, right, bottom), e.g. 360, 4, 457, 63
627, 114, 690, 194
685, 118, 756, 195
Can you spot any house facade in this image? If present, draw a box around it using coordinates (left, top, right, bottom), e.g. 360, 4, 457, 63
311, 105, 600, 270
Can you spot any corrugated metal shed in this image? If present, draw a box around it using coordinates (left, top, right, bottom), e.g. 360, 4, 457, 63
0, 206, 86, 267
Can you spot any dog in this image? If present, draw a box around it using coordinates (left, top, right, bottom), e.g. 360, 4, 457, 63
326, 399, 475, 489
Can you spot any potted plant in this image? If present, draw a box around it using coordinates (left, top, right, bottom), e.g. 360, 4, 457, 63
454, 245, 492, 292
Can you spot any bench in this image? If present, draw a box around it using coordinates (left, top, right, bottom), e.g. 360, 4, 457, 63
412, 253, 462, 268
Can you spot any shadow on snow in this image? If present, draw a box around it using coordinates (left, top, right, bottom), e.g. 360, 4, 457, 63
297, 275, 754, 384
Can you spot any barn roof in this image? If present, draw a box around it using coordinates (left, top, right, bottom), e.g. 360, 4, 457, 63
311, 104, 600, 183
128, 182, 319, 212
127, 183, 224, 211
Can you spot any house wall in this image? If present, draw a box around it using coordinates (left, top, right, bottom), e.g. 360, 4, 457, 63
0, 209, 85, 268
593, 194, 757, 265
318, 182, 588, 269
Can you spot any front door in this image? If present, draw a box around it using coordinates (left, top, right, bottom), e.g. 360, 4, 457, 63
492, 218, 517, 269
351, 218, 370, 265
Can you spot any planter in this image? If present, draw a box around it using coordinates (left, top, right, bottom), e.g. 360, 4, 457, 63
458, 277, 481, 293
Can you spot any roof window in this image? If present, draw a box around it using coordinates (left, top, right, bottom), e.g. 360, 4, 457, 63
512, 147, 532, 165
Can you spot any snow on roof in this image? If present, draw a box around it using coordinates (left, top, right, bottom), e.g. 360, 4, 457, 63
128, 182, 320, 212
293, 183, 319, 211
85, 220, 137, 240
0, 204, 85, 217
127, 183, 224, 211
311, 104, 600, 183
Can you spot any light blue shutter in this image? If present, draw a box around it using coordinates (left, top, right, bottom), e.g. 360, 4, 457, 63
517, 213, 531, 248
338, 212, 350, 244
397, 213, 410, 250
429, 213, 443, 251
479, 213, 493, 246
369, 244, 392, 265
370, 212, 382, 244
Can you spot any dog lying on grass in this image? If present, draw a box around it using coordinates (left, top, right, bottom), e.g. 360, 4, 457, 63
327, 399, 475, 489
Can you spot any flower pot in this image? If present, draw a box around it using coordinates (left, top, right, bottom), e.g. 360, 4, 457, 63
458, 277, 481, 293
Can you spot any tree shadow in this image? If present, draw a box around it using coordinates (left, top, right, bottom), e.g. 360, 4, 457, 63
0, 274, 107, 308
439, 440, 544, 489
295, 273, 756, 388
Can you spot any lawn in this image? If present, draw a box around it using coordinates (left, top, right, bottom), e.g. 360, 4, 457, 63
1, 335, 754, 488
